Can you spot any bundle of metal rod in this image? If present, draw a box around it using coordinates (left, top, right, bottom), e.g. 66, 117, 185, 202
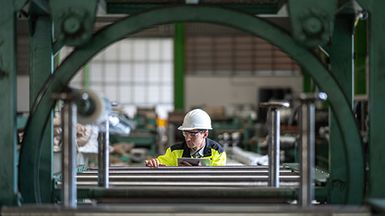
81, 165, 296, 175
54, 166, 331, 203
73, 175, 300, 187
56, 166, 302, 188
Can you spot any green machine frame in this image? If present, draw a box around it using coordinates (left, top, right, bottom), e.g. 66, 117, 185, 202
1, 0, 384, 208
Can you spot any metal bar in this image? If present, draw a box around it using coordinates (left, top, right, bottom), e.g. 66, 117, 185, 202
88, 165, 286, 170
105, 0, 285, 15
98, 120, 110, 188
76, 175, 300, 181
0, 0, 18, 205
367, 0, 385, 199
260, 102, 289, 188
328, 15, 355, 204
67, 186, 328, 203
269, 108, 280, 187
61, 101, 77, 208
63, 181, 300, 187
354, 19, 367, 95
83, 186, 297, 199
80, 169, 295, 175
75, 183, 300, 187
299, 97, 315, 207
29, 15, 54, 203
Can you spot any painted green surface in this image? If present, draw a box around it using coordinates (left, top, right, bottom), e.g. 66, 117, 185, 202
354, 19, 367, 95
174, 23, 185, 111
29, 15, 54, 203
328, 15, 355, 204
367, 0, 385, 198
19, 6, 364, 204
0, 0, 19, 206
288, 0, 336, 47
105, 2, 283, 15
302, 72, 315, 93
49, 0, 98, 47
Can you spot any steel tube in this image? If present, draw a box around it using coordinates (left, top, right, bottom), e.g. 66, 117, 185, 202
80, 168, 294, 175
76, 175, 300, 181
299, 98, 316, 206
84, 186, 297, 200
73, 181, 300, 187
269, 108, 280, 187
79, 172, 295, 176
98, 120, 110, 188
260, 102, 289, 188
88, 165, 282, 170
61, 101, 77, 208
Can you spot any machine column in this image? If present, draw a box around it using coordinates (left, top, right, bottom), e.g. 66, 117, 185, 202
260, 102, 289, 187
98, 120, 110, 188
61, 98, 77, 208
298, 93, 326, 206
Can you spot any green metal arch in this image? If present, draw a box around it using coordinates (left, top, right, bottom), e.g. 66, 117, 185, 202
19, 6, 364, 204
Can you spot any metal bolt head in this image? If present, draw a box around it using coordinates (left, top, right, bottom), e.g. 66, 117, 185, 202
63, 16, 81, 35
303, 17, 323, 36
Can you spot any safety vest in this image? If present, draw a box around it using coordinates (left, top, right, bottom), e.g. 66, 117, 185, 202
157, 138, 226, 166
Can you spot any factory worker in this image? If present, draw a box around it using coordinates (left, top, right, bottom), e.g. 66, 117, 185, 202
145, 109, 226, 167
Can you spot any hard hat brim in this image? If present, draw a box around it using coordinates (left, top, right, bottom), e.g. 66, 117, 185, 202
178, 126, 212, 131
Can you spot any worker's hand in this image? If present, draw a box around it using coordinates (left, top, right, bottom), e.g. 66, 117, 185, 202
145, 158, 164, 167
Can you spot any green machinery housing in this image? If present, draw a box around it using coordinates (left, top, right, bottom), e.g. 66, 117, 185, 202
1, 0, 385, 212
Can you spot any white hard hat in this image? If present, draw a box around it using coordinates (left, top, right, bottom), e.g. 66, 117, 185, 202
178, 109, 212, 130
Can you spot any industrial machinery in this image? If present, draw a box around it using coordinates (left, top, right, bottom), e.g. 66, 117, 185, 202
1, 0, 385, 215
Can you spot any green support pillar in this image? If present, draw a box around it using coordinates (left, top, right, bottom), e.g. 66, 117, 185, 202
354, 19, 367, 95
328, 15, 355, 204
174, 23, 185, 111
368, 1, 385, 198
0, 0, 19, 206
29, 15, 54, 203
302, 70, 315, 93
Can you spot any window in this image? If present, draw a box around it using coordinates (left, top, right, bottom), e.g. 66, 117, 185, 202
69, 38, 174, 118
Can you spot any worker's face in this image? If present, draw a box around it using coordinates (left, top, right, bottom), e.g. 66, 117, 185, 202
182, 130, 208, 151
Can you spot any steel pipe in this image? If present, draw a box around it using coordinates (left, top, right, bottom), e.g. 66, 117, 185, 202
61, 100, 77, 208
82, 187, 297, 203
72, 181, 300, 187
75, 175, 300, 181
88, 165, 285, 170
80, 168, 295, 175
260, 102, 289, 187
299, 94, 318, 206
98, 120, 110, 188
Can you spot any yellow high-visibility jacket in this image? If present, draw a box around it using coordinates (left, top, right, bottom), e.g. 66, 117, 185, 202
157, 138, 226, 166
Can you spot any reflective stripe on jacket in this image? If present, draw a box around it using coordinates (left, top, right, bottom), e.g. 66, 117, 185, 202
157, 138, 226, 166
